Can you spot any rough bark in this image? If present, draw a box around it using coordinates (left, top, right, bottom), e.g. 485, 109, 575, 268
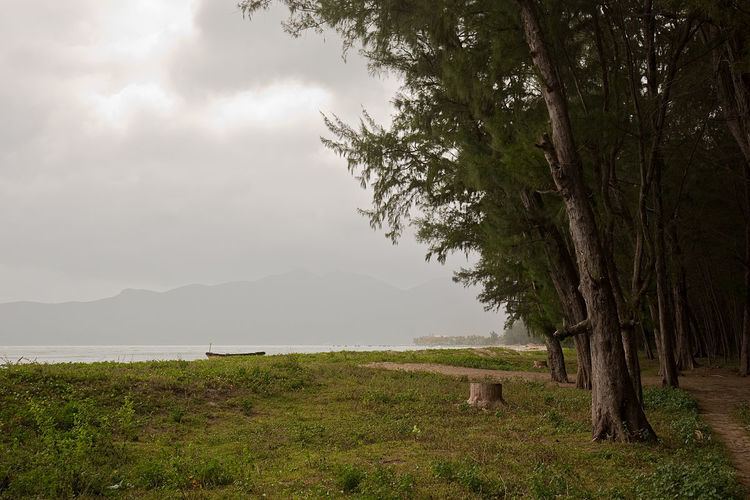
572, 334, 593, 390
543, 333, 569, 383
517, 0, 654, 441
520, 190, 592, 389
606, 254, 644, 402
467, 382, 504, 409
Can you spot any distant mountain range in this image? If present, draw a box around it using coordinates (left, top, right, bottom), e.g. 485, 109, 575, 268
0, 270, 505, 345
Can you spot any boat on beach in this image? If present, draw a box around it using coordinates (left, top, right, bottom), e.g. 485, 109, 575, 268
205, 351, 265, 358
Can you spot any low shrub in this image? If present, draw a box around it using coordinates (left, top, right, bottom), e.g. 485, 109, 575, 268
337, 464, 365, 493
643, 386, 697, 413
169, 406, 186, 423
193, 458, 235, 488
239, 397, 254, 416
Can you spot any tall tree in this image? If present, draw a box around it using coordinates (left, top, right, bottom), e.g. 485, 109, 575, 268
705, 5, 750, 375
516, 0, 652, 440
240, 0, 750, 438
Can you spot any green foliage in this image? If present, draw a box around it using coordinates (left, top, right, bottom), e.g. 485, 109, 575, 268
243, 0, 750, 374
136, 459, 171, 489
194, 458, 235, 488
2, 396, 132, 497
529, 463, 576, 499
115, 396, 138, 441
336, 464, 415, 497
0, 352, 743, 497
169, 406, 186, 424
134, 454, 237, 490
502, 320, 543, 344
644, 387, 710, 446
670, 412, 712, 447
413, 332, 502, 346
644, 386, 698, 413
542, 408, 578, 433
635, 454, 743, 499
432, 460, 490, 494
238, 397, 254, 416
337, 464, 365, 493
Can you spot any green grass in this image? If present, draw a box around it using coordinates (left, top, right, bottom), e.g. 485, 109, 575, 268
0, 348, 743, 498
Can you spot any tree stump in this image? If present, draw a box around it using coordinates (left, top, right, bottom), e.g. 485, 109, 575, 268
467, 382, 504, 409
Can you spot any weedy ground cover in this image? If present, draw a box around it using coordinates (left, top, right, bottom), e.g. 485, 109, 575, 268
0, 348, 742, 498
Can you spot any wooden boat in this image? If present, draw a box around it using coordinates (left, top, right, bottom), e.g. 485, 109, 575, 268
205, 351, 265, 358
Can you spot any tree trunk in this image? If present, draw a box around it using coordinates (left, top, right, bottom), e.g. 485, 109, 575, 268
653, 161, 680, 387
518, 0, 654, 441
606, 254, 643, 402
666, 211, 695, 372
641, 324, 655, 360
573, 335, 592, 390
741, 289, 750, 376
467, 382, 504, 409
544, 333, 569, 383
640, 0, 693, 388
648, 298, 663, 373
709, 29, 750, 375
674, 270, 696, 371
520, 190, 592, 389
742, 171, 750, 376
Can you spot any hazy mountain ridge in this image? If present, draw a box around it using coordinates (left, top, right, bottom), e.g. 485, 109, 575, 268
0, 270, 504, 345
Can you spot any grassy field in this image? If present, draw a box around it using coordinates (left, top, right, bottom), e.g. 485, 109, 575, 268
0, 348, 743, 498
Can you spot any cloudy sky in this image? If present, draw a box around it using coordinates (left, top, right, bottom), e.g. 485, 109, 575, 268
0, 0, 474, 303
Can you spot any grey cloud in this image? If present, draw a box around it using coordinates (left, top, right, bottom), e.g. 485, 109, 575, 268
167, 2, 395, 114
0, 0, 495, 334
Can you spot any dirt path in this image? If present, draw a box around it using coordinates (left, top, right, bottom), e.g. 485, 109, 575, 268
668, 368, 750, 489
365, 362, 750, 489
364, 362, 572, 385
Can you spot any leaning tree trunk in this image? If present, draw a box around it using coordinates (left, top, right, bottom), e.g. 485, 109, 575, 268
648, 298, 664, 371
544, 332, 569, 383
520, 190, 592, 389
518, 0, 654, 441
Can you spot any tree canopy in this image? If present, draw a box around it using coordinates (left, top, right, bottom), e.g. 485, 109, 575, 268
241, 0, 750, 441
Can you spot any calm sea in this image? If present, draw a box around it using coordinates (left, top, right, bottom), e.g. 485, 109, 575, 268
0, 344, 464, 364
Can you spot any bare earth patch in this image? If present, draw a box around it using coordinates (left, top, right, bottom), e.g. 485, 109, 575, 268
365, 362, 750, 490
363, 362, 575, 386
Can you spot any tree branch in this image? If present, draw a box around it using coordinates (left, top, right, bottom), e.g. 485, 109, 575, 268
554, 318, 590, 339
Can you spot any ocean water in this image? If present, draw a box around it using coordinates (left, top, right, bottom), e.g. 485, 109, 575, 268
0, 344, 469, 364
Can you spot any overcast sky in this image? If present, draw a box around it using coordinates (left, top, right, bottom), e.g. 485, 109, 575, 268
0, 1, 476, 303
